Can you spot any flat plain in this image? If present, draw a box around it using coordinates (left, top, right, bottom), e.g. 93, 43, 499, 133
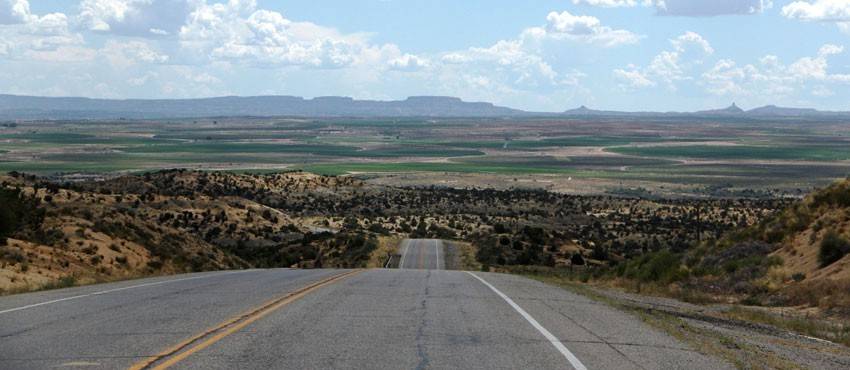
2, 116, 850, 197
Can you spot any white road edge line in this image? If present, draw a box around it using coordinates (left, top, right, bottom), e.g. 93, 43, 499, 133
466, 272, 588, 370
398, 239, 410, 270
0, 270, 251, 315
434, 240, 441, 270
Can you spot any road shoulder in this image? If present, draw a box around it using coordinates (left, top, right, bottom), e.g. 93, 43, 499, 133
521, 272, 850, 370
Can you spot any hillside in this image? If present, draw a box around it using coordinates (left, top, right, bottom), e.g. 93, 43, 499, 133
0, 171, 389, 293
724, 178, 850, 310
0, 170, 785, 294
596, 177, 850, 316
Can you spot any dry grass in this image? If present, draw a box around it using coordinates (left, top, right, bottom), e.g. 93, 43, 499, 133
523, 272, 811, 369
781, 278, 850, 313
448, 241, 481, 271
722, 306, 850, 347
366, 236, 403, 268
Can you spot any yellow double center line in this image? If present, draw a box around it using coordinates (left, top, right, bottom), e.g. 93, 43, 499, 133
129, 270, 362, 370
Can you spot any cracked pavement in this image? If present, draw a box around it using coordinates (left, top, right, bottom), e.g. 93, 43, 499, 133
1, 266, 730, 369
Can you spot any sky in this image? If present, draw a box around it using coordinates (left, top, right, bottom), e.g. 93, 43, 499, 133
1, 0, 849, 112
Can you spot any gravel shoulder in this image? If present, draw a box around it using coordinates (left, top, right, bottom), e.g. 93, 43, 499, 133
530, 276, 850, 370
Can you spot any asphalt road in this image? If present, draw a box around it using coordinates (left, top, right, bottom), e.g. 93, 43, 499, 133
399, 239, 443, 270
0, 241, 731, 369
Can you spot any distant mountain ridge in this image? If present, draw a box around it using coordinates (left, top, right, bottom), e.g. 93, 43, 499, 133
0, 93, 848, 119
563, 103, 850, 119
0, 94, 523, 119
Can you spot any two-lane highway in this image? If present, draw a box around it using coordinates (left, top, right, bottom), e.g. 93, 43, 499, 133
398, 239, 443, 270
0, 240, 732, 369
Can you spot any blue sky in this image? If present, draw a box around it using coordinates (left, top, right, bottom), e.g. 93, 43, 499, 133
1, 0, 849, 112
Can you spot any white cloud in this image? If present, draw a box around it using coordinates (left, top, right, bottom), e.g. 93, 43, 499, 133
0, 1, 89, 60
701, 44, 850, 98
613, 67, 656, 88
127, 71, 158, 86
540, 11, 640, 47
77, 0, 193, 37
440, 39, 562, 89
25, 13, 72, 36
811, 85, 834, 96
24, 46, 97, 63
0, 0, 32, 24
387, 54, 430, 72
672, 31, 714, 54
1, 0, 75, 38
101, 39, 168, 68
782, 0, 850, 22
179, 1, 387, 69
614, 31, 713, 90
787, 44, 846, 81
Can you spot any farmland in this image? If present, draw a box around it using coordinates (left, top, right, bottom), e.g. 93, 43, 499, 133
1, 116, 849, 197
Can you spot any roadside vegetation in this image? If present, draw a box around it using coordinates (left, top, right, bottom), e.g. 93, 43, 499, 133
3, 169, 850, 354
0, 169, 784, 294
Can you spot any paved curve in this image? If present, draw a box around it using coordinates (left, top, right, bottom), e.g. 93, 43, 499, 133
399, 239, 443, 270
0, 242, 731, 369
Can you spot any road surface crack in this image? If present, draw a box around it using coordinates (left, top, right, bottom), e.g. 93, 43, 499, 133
414, 270, 432, 370
540, 300, 648, 370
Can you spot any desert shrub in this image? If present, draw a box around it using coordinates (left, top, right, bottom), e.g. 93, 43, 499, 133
146, 259, 163, 270
818, 230, 850, 268
570, 253, 585, 266
621, 250, 688, 284
0, 188, 44, 241
811, 182, 850, 208
590, 245, 608, 261
33, 228, 64, 246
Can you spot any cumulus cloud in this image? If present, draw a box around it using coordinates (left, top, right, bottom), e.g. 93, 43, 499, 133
179, 1, 390, 69
534, 11, 640, 47
672, 31, 714, 54
442, 39, 560, 87
613, 67, 656, 88
387, 54, 430, 72
0, 0, 90, 61
24, 46, 97, 63
614, 31, 713, 90
1, 0, 75, 38
0, 0, 31, 24
77, 0, 193, 37
701, 44, 850, 98
101, 39, 168, 68
782, 0, 850, 22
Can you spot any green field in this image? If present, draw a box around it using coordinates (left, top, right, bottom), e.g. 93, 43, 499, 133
0, 132, 161, 145
122, 143, 363, 156
298, 162, 579, 176
2, 117, 850, 196
609, 145, 850, 161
